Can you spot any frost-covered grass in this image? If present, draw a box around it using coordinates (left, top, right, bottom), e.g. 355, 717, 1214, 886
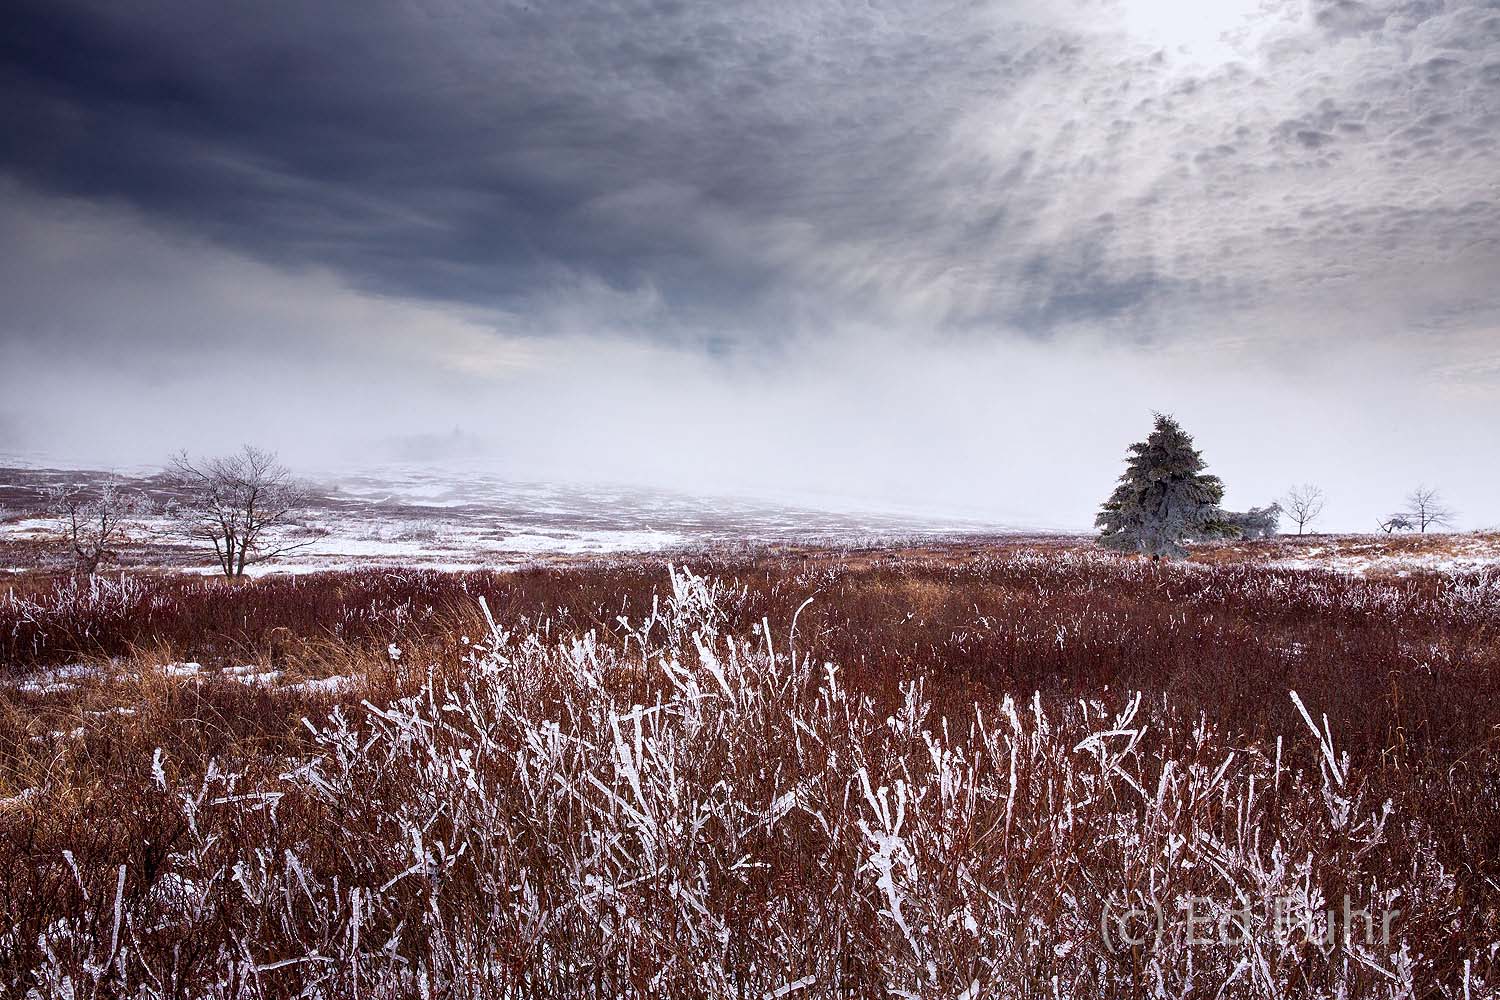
1196, 530, 1500, 577
1, 551, 1497, 997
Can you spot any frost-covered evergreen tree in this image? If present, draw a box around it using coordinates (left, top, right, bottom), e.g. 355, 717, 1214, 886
1223, 504, 1281, 541
1096, 414, 1229, 559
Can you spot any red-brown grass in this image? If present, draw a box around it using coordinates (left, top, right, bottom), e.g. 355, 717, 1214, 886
1, 545, 1497, 997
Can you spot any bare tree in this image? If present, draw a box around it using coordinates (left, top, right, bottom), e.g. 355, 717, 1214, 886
1378, 514, 1414, 534
164, 446, 311, 579
42, 478, 154, 576
1403, 487, 1454, 534
1280, 484, 1326, 535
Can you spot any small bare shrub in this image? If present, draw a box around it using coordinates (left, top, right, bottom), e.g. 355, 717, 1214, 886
41, 479, 154, 577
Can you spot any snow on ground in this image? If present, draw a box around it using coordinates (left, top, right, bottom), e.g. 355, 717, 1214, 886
223, 664, 283, 686
1, 464, 1016, 573
487, 528, 683, 554
1260, 533, 1500, 576
6, 462, 1497, 577
284, 674, 356, 695
12, 664, 98, 695
3, 659, 361, 701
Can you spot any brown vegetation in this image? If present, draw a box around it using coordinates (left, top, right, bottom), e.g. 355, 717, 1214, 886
0, 544, 1497, 997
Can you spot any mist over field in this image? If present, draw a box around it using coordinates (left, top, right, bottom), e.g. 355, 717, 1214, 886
2, 183, 1497, 531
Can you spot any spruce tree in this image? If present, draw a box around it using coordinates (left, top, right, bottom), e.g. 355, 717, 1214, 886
1096, 414, 1228, 560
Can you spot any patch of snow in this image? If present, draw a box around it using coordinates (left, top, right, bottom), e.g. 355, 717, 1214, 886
284, 674, 356, 695
0, 787, 38, 810
224, 665, 282, 686
9, 663, 99, 695
494, 529, 683, 554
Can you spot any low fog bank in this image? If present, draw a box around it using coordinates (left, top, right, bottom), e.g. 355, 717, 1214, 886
6, 328, 1494, 533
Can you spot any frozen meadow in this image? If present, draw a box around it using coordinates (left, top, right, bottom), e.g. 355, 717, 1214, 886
2, 544, 1498, 998
0, 464, 1017, 576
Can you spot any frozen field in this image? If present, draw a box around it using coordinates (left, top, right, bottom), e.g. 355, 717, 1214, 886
4, 462, 1497, 577
0, 463, 1018, 574
4, 545, 1498, 996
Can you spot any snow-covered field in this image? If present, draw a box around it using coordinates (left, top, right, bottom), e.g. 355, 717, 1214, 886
1264, 534, 1500, 576
4, 461, 1498, 577
1193, 531, 1500, 577
0, 463, 1017, 574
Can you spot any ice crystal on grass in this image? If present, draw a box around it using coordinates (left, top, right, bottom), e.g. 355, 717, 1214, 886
1, 562, 1493, 998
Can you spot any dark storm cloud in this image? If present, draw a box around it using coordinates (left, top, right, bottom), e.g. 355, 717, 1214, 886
3, 0, 1500, 348
1, 0, 628, 304
2, 0, 1026, 336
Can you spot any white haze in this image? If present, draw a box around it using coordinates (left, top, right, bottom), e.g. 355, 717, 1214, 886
3, 187, 1495, 533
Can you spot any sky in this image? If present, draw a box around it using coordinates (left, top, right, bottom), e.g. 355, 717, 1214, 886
2, 0, 1498, 530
